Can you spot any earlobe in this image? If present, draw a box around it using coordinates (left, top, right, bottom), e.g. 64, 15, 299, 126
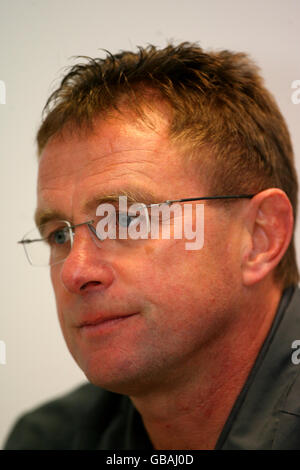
241, 189, 294, 287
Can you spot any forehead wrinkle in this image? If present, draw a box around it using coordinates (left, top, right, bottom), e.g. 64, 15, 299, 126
87, 148, 162, 162
82, 156, 160, 180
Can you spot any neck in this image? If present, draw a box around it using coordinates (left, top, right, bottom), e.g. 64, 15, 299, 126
130, 285, 282, 450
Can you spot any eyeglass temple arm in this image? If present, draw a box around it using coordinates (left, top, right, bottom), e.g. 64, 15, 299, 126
147, 194, 256, 206
18, 220, 96, 244
18, 239, 42, 244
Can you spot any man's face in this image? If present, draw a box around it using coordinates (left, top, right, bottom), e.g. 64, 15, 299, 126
37, 111, 244, 395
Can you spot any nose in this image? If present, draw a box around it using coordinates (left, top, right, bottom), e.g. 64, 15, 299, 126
59, 224, 114, 294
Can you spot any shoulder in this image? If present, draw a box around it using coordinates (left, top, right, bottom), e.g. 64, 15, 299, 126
3, 383, 124, 450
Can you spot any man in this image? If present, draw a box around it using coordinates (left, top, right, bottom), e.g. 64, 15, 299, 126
5, 42, 300, 450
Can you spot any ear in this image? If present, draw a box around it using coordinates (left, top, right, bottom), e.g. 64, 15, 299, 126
241, 189, 294, 286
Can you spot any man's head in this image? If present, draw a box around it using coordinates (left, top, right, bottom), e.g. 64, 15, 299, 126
37, 42, 298, 288
35, 43, 298, 394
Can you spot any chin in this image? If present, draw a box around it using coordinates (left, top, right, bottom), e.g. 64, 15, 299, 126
77, 351, 162, 397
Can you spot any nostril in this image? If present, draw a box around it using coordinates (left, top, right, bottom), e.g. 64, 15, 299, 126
80, 281, 102, 291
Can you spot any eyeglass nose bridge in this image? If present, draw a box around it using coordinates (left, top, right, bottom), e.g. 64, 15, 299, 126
69, 219, 103, 243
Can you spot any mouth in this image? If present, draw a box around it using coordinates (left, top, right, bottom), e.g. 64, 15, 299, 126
77, 313, 139, 336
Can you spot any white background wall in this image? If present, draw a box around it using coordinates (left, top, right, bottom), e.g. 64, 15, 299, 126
0, 0, 299, 448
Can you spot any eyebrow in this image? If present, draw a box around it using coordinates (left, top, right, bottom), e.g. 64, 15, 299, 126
82, 187, 166, 215
35, 187, 165, 227
34, 208, 67, 228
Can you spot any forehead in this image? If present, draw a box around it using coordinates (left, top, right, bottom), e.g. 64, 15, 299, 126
38, 114, 184, 176
37, 114, 205, 222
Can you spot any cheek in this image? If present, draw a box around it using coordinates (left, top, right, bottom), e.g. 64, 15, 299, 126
123, 240, 211, 311
129, 234, 239, 327
50, 265, 62, 303
50, 266, 68, 328
49, 267, 81, 359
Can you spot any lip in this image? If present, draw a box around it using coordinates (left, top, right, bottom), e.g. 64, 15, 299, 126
77, 313, 139, 335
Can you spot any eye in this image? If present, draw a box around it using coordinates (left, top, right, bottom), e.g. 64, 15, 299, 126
48, 227, 70, 245
117, 212, 138, 228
